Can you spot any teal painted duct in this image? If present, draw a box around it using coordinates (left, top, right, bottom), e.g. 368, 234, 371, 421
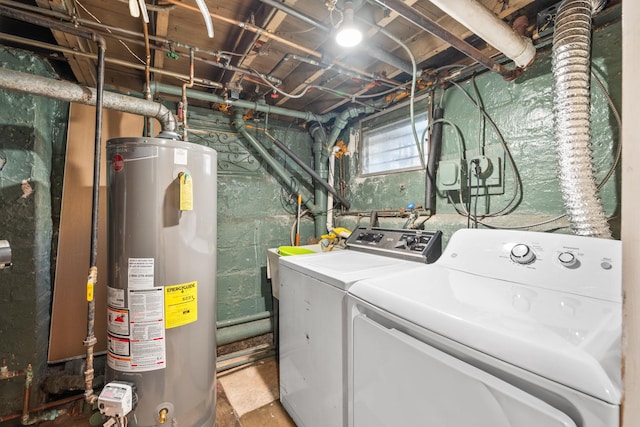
310, 106, 372, 236
152, 82, 318, 122
311, 124, 329, 237
216, 318, 274, 346
216, 311, 271, 329
233, 111, 320, 213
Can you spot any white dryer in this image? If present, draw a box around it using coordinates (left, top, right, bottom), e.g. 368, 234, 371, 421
278, 227, 442, 427
347, 229, 621, 427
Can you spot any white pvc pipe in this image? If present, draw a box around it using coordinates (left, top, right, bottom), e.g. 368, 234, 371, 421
326, 147, 340, 233
428, 0, 536, 68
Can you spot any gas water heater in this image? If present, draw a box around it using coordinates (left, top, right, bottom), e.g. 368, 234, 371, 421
103, 137, 217, 427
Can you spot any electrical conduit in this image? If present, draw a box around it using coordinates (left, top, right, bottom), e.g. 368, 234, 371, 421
552, 0, 611, 238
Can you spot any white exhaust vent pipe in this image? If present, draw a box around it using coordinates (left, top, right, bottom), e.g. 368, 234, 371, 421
428, 0, 536, 68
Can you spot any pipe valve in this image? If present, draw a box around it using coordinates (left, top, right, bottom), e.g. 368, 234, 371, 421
158, 408, 169, 424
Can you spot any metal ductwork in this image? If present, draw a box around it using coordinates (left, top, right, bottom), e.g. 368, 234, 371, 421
0, 68, 179, 137
552, 0, 611, 238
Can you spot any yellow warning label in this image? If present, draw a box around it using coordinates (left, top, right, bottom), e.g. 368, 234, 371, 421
179, 172, 193, 211
87, 281, 94, 302
164, 281, 197, 329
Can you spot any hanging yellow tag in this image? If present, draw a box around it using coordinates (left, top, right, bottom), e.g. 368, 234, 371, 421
87, 280, 94, 302
179, 172, 193, 211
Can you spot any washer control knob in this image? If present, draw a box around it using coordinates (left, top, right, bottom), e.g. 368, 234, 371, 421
510, 244, 536, 265
558, 252, 578, 268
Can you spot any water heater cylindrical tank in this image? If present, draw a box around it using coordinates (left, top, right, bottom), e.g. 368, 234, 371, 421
106, 137, 217, 426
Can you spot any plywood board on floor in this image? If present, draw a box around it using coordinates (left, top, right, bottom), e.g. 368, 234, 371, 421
240, 401, 296, 427
218, 357, 279, 417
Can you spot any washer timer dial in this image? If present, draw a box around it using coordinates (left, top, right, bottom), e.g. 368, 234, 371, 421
510, 244, 536, 265
558, 251, 579, 268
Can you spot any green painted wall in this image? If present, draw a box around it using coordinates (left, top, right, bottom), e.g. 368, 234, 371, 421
179, 108, 315, 322
0, 46, 69, 417
336, 19, 621, 245
0, 11, 623, 418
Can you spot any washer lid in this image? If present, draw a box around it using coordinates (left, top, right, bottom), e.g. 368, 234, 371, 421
279, 250, 421, 290
349, 265, 621, 404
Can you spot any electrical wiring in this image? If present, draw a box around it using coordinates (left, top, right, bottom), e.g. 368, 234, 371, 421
247, 67, 396, 105
591, 70, 622, 191
74, 0, 145, 65
449, 79, 523, 217
421, 118, 466, 162
376, 27, 423, 169
318, 84, 409, 100
455, 69, 622, 231
473, 162, 480, 228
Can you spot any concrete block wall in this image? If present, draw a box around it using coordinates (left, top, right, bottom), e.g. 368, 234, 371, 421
337, 19, 621, 245
0, 46, 69, 417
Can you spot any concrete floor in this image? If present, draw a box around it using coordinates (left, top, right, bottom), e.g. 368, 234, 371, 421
29, 356, 294, 427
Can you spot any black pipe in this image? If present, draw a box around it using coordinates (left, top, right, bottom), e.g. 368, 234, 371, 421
269, 132, 351, 210
0, 5, 94, 40
425, 107, 444, 212
370, 0, 519, 79
0, 2, 106, 405
83, 34, 106, 406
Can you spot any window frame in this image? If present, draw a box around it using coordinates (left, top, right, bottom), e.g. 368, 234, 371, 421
358, 96, 430, 177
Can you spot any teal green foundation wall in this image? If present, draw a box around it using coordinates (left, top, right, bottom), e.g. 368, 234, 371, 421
336, 19, 621, 245
176, 109, 315, 323
0, 12, 622, 418
0, 46, 69, 417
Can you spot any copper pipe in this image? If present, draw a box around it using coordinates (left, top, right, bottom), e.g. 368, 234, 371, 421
21, 365, 32, 425
0, 359, 25, 381
164, 0, 321, 58
163, 0, 401, 87
0, 32, 223, 89
181, 48, 195, 140
0, 393, 83, 424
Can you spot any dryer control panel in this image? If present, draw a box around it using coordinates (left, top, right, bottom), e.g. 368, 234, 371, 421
346, 227, 442, 263
436, 228, 622, 303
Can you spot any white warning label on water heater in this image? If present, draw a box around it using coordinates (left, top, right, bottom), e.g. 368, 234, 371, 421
127, 258, 154, 289
107, 287, 166, 373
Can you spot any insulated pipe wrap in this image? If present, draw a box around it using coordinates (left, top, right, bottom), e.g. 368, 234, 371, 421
552, 0, 611, 238
0, 68, 178, 135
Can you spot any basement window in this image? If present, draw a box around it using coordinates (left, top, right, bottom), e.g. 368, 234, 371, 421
360, 110, 428, 175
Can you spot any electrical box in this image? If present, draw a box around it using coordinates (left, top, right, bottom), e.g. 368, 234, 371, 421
437, 159, 466, 191
465, 147, 505, 196
98, 381, 136, 418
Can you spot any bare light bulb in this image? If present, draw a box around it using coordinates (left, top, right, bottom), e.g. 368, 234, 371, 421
335, 2, 362, 48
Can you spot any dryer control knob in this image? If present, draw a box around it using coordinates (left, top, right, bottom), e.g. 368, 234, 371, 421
558, 252, 578, 268
510, 244, 536, 265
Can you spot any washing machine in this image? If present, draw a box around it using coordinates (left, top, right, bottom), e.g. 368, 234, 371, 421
278, 227, 443, 427
347, 229, 621, 427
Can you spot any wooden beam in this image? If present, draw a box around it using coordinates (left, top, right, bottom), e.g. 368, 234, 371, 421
35, 0, 97, 85
152, 9, 171, 82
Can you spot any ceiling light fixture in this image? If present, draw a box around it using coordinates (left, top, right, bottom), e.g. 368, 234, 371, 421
335, 2, 362, 48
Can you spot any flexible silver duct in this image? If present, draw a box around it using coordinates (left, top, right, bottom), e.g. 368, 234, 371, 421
0, 68, 179, 137
552, 0, 611, 238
